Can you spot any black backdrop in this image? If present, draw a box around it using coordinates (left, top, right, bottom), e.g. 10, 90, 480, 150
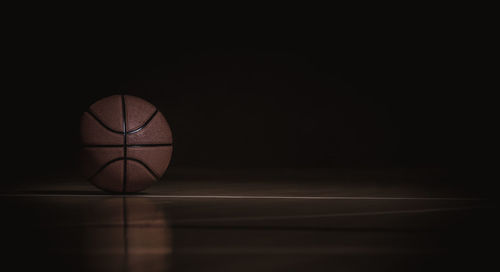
3, 17, 489, 188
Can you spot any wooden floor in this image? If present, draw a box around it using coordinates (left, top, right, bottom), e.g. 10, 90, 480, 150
0, 169, 496, 271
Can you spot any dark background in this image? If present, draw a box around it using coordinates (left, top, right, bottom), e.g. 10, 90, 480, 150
3, 13, 491, 190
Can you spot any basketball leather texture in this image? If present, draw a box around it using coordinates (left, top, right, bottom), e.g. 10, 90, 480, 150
80, 95, 173, 193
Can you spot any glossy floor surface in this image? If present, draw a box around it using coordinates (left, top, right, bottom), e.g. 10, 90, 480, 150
1, 169, 496, 271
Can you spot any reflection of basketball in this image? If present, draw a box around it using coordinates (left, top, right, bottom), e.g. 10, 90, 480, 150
80, 95, 173, 193
84, 197, 172, 271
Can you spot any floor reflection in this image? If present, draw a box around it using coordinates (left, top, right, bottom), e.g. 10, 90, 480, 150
1, 196, 172, 272
83, 197, 172, 272
1, 178, 493, 272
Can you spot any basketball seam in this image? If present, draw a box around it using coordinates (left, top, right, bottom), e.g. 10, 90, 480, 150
128, 158, 161, 180
85, 109, 159, 135
126, 110, 158, 134
82, 143, 172, 148
87, 157, 124, 180
87, 157, 160, 182
86, 110, 123, 134
121, 94, 127, 193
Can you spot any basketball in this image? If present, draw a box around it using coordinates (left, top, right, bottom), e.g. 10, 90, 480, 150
80, 95, 173, 193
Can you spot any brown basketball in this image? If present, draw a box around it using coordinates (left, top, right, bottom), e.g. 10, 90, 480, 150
80, 94, 173, 193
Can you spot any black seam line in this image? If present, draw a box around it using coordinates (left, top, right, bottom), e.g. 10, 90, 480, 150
127, 158, 160, 180
82, 143, 172, 148
87, 157, 160, 181
86, 110, 123, 134
121, 94, 127, 193
126, 110, 158, 134
88, 157, 124, 180
86, 109, 158, 135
